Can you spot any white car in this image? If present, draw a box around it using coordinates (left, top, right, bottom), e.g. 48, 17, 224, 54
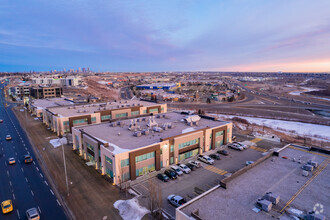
26, 208, 40, 220
229, 143, 243, 151
188, 160, 201, 168
178, 164, 191, 174
167, 194, 186, 207
171, 165, 183, 176
197, 155, 214, 165
234, 142, 248, 149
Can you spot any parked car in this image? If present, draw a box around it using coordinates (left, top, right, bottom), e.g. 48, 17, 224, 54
24, 155, 33, 164
1, 200, 13, 214
5, 135, 12, 141
209, 154, 220, 160
185, 163, 196, 171
167, 195, 186, 207
171, 165, 183, 176
234, 142, 248, 149
26, 208, 40, 220
197, 155, 214, 165
228, 143, 243, 151
217, 150, 229, 156
164, 169, 177, 180
157, 173, 170, 182
8, 158, 16, 165
178, 164, 191, 174
188, 160, 201, 168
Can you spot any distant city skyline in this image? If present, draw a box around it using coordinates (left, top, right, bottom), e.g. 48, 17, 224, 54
1, 1, 330, 72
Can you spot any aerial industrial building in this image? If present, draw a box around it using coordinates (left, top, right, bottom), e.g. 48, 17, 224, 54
72, 112, 232, 185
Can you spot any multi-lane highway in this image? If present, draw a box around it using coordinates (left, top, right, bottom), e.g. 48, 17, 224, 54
0, 84, 68, 219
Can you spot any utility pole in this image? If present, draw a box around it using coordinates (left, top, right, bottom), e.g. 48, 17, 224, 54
60, 136, 69, 196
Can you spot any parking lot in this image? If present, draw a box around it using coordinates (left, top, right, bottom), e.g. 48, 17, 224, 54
132, 137, 280, 217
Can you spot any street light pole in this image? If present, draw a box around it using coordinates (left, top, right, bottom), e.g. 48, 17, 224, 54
60, 137, 69, 196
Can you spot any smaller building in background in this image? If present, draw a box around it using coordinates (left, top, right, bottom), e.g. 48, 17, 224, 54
44, 100, 167, 136
30, 86, 63, 99
136, 82, 181, 90
28, 97, 74, 117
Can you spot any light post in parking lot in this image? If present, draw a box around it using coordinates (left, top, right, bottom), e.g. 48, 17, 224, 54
59, 136, 69, 196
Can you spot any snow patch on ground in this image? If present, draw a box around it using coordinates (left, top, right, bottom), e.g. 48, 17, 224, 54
49, 138, 67, 148
289, 87, 319, 96
182, 127, 196, 133
217, 114, 330, 142
113, 197, 149, 220
240, 141, 256, 147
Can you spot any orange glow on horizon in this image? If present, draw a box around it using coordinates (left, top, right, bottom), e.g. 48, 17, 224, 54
218, 59, 330, 72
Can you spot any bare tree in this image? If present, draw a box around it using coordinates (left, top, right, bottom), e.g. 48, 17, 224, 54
146, 178, 163, 219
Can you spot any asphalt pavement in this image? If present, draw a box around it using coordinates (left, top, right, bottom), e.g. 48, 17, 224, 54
0, 84, 67, 219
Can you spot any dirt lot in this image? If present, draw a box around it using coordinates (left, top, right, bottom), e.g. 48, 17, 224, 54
13, 106, 131, 220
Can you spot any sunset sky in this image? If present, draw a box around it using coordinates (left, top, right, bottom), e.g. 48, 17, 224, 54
1, 0, 330, 72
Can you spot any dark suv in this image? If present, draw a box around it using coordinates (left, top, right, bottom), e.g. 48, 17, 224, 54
24, 155, 33, 164
164, 169, 177, 180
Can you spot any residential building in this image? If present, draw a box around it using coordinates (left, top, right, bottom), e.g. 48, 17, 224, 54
136, 82, 181, 90
44, 100, 167, 136
31, 76, 80, 86
72, 112, 232, 185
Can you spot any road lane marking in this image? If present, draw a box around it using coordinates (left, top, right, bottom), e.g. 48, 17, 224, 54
204, 165, 228, 175
56, 199, 61, 206
38, 206, 42, 213
40, 173, 43, 178
16, 209, 20, 219
250, 146, 267, 152
36, 167, 39, 171
25, 147, 27, 150
4, 161, 7, 166
31, 190, 34, 196
13, 193, 15, 200
33, 161, 36, 165
44, 180, 48, 186
15, 152, 18, 155
21, 167, 24, 172
25, 177, 28, 183
7, 170, 9, 176
50, 189, 54, 195
9, 181, 12, 186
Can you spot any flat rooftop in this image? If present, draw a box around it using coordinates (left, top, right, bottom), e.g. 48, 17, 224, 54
179, 146, 330, 219
30, 98, 74, 109
76, 112, 229, 154
47, 100, 160, 117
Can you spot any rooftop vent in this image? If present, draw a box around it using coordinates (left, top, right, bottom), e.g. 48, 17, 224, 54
147, 116, 158, 127
133, 131, 142, 137
142, 129, 149, 135
262, 192, 280, 205
153, 127, 163, 132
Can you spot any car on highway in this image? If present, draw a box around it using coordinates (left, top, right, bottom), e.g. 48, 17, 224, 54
233, 141, 248, 149
209, 154, 220, 160
178, 164, 191, 174
228, 143, 244, 151
26, 207, 40, 220
188, 160, 201, 168
5, 135, 12, 141
167, 195, 186, 207
157, 173, 170, 182
0, 119, 3, 123
197, 155, 214, 165
1, 200, 13, 214
24, 155, 33, 164
164, 169, 177, 180
8, 158, 16, 165
217, 150, 229, 156
171, 165, 183, 176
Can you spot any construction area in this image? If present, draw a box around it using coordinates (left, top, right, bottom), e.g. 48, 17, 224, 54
177, 145, 329, 220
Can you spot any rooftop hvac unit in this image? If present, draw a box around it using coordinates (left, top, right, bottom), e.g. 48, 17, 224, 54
162, 123, 168, 130
262, 192, 280, 205
117, 121, 121, 126
162, 115, 166, 118
153, 127, 163, 132
132, 104, 135, 106
142, 118, 146, 122
256, 199, 272, 212
110, 123, 117, 127
184, 115, 201, 124
83, 110, 87, 112
77, 110, 81, 113
121, 105, 124, 107
168, 123, 172, 129
307, 160, 318, 168
306, 211, 326, 220
302, 164, 314, 171
142, 129, 149, 135
136, 118, 140, 122
156, 115, 161, 118
133, 131, 142, 137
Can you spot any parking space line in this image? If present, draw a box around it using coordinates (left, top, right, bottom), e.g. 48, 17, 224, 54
204, 165, 228, 175
250, 138, 262, 143
250, 146, 267, 152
